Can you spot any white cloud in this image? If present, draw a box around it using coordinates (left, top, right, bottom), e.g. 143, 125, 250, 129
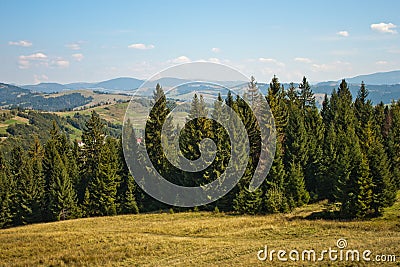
258, 57, 285, 67
72, 53, 84, 61
294, 57, 312, 63
65, 43, 81, 50
336, 31, 349, 37
311, 60, 351, 72
18, 60, 30, 69
52, 59, 70, 68
33, 74, 49, 84
19, 53, 47, 60
128, 43, 155, 50
9, 40, 32, 47
370, 22, 397, 34
311, 63, 332, 72
18, 53, 48, 69
211, 47, 220, 53
376, 60, 388, 65
171, 56, 191, 64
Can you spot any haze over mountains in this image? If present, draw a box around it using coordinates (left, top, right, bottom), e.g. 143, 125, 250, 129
0, 70, 398, 111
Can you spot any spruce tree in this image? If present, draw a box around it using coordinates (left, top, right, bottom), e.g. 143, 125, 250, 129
303, 105, 324, 200
266, 75, 288, 140
80, 111, 105, 204
210, 94, 233, 211
354, 155, 373, 218
262, 140, 287, 213
43, 140, 77, 221
86, 138, 119, 216
298, 76, 315, 109
285, 161, 309, 209
27, 137, 45, 223
179, 93, 212, 187
141, 84, 176, 210
368, 140, 396, 216
387, 101, 400, 189
334, 129, 363, 218
233, 185, 262, 215
9, 146, 43, 225
117, 135, 139, 214
0, 153, 12, 228
318, 122, 337, 201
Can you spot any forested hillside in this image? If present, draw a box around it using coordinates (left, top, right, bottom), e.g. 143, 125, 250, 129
0, 83, 92, 111
0, 76, 399, 229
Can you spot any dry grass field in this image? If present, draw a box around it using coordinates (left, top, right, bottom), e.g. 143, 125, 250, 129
0, 192, 399, 266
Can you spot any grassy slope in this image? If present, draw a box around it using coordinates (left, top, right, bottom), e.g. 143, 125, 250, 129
0, 193, 399, 266
0, 115, 29, 134
45, 90, 132, 109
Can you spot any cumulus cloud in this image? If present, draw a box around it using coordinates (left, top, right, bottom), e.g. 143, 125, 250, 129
9, 40, 32, 47
258, 57, 285, 67
311, 60, 351, 72
171, 56, 191, 63
336, 31, 349, 37
19, 53, 47, 60
294, 57, 312, 63
128, 43, 155, 50
52, 59, 70, 68
72, 53, 84, 61
211, 47, 220, 53
370, 22, 397, 34
18, 53, 48, 69
65, 43, 82, 50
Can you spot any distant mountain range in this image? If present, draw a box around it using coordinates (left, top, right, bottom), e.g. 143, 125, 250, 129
2, 70, 397, 108
22, 77, 144, 93
20, 77, 245, 94
344, 70, 400, 85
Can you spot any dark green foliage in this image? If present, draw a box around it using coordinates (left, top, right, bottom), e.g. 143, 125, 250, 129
0, 154, 12, 227
1, 75, 399, 228
42, 128, 77, 221
9, 146, 44, 225
298, 76, 315, 109
141, 84, 175, 210
387, 100, 400, 190
233, 185, 262, 215
116, 135, 139, 215
266, 75, 288, 139
0, 83, 92, 111
285, 161, 309, 209
262, 140, 287, 213
86, 138, 119, 216
368, 140, 396, 216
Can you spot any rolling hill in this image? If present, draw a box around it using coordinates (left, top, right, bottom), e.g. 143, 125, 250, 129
16, 70, 400, 106
344, 70, 400, 85
0, 192, 399, 266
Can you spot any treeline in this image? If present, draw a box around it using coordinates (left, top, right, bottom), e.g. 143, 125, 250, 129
0, 112, 137, 228
0, 77, 399, 228
139, 79, 399, 218
0, 83, 93, 111
0, 111, 122, 151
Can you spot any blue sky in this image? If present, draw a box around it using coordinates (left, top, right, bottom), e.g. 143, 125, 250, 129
1, 0, 400, 84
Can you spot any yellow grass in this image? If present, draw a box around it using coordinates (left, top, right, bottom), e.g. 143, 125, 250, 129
1, 193, 399, 266
45, 90, 131, 109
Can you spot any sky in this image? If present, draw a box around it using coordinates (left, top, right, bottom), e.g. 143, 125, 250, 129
1, 0, 400, 85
